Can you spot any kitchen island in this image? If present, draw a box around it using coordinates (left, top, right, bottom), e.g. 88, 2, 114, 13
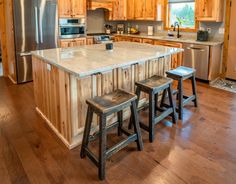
32, 42, 183, 149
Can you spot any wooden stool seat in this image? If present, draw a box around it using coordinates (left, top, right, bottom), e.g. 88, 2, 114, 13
166, 66, 198, 120
166, 66, 196, 79
130, 75, 177, 142
135, 75, 173, 93
86, 89, 137, 114
81, 89, 143, 180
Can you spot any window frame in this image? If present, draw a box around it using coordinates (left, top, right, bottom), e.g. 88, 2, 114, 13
164, 0, 199, 32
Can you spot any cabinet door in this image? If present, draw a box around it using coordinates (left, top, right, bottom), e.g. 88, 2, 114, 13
196, 0, 224, 22
58, 0, 71, 18
134, 0, 145, 20
73, 38, 86, 46
142, 39, 154, 45
132, 38, 143, 43
127, 0, 134, 20
72, 0, 86, 18
86, 38, 94, 45
145, 0, 156, 20
60, 39, 73, 48
154, 40, 183, 69
112, 0, 126, 20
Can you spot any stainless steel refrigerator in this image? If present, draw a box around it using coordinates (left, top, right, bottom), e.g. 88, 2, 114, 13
13, 0, 58, 83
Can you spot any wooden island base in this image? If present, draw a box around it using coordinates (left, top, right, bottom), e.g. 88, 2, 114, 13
32, 55, 172, 149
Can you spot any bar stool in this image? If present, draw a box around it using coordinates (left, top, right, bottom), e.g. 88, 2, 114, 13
80, 89, 143, 180
166, 66, 198, 120
130, 75, 177, 143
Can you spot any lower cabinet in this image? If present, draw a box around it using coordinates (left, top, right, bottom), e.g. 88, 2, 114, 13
153, 40, 183, 69
60, 38, 86, 48
86, 37, 94, 45
114, 36, 183, 69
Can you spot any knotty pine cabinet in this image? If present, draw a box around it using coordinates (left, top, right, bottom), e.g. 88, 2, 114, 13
153, 40, 183, 69
114, 36, 182, 69
133, 0, 164, 21
60, 38, 86, 48
196, 0, 224, 22
58, 0, 86, 18
106, 0, 127, 20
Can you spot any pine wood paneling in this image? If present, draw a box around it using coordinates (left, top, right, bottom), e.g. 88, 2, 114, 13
32, 55, 172, 149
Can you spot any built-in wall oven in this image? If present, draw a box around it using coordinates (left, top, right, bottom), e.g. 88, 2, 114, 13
59, 18, 86, 39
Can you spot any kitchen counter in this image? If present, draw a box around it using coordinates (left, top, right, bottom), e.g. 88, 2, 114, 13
115, 34, 224, 46
32, 42, 183, 149
32, 42, 183, 78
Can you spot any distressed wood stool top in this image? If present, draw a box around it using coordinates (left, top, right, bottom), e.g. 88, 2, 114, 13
86, 89, 137, 115
166, 66, 196, 79
135, 75, 173, 92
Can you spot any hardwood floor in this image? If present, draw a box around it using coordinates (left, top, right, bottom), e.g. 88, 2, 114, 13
0, 77, 236, 184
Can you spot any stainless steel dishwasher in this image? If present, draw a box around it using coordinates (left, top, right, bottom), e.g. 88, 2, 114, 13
182, 43, 210, 80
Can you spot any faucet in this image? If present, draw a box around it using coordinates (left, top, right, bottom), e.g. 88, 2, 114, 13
172, 22, 181, 38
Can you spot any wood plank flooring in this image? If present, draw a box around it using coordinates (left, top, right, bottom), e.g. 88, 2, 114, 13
0, 77, 236, 184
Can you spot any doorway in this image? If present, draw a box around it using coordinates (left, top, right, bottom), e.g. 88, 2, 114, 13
0, 41, 3, 77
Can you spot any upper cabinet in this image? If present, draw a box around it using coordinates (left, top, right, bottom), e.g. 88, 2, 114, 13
196, 0, 224, 22
58, 0, 86, 18
112, 0, 127, 20
126, 0, 134, 20
132, 0, 164, 21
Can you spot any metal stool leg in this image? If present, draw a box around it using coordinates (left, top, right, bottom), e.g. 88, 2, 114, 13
149, 92, 155, 142
130, 101, 143, 151
191, 74, 198, 107
80, 107, 93, 158
117, 111, 123, 136
168, 84, 177, 124
178, 79, 184, 120
99, 114, 107, 180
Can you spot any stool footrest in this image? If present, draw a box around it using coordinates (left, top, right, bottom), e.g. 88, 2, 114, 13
106, 134, 138, 159
154, 108, 173, 125
183, 95, 196, 106
83, 147, 99, 167
89, 121, 120, 142
140, 122, 149, 131
120, 128, 133, 136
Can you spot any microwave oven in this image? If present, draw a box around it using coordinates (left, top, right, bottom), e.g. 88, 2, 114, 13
59, 18, 86, 39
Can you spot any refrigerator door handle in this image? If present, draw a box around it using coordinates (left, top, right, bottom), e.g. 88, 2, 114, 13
19, 52, 32, 57
39, 8, 43, 43
35, 7, 39, 44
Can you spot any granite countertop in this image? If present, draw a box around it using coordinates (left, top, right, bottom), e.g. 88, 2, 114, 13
115, 34, 224, 46
32, 42, 183, 78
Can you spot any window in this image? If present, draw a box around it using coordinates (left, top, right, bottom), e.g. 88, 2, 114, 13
166, 0, 197, 31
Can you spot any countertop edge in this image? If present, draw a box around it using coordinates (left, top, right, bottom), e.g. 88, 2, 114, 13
31, 48, 184, 78
115, 34, 224, 46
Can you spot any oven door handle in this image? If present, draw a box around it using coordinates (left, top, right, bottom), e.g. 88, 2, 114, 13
60, 24, 85, 28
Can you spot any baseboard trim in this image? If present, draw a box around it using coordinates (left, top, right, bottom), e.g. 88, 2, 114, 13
35, 107, 82, 150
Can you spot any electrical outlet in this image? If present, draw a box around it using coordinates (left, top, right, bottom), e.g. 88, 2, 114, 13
207, 28, 212, 34
219, 28, 225, 34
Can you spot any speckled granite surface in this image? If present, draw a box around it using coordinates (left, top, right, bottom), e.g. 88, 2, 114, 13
116, 34, 224, 46
32, 42, 183, 78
